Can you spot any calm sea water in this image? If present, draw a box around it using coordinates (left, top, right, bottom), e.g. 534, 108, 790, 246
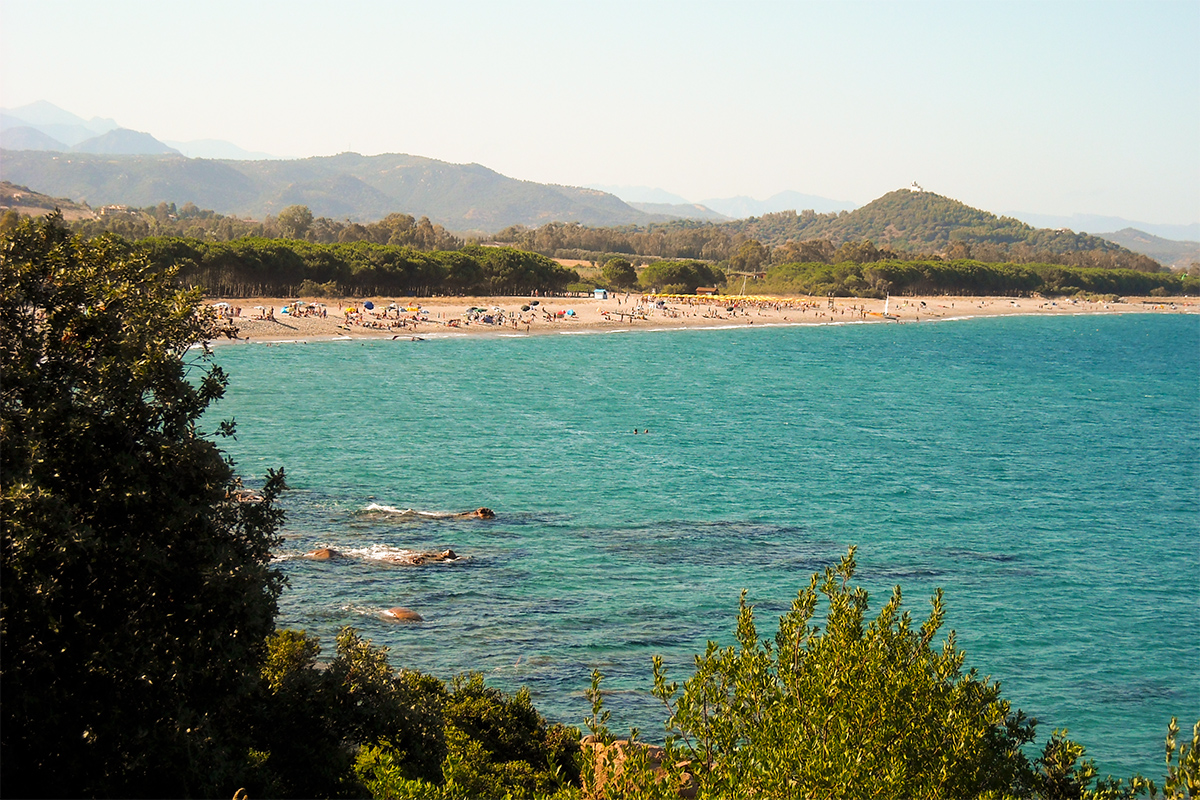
210, 313, 1199, 780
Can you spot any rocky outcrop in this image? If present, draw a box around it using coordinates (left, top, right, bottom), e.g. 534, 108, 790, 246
303, 547, 338, 561
380, 607, 423, 622
455, 507, 495, 519
302, 547, 459, 565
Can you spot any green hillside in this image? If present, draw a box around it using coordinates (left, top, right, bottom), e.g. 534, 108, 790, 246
494, 189, 1161, 272
722, 189, 1131, 255
0, 150, 665, 231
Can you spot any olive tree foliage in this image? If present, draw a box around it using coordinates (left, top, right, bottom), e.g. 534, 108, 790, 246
586, 547, 1035, 799
585, 548, 1200, 799
0, 214, 287, 797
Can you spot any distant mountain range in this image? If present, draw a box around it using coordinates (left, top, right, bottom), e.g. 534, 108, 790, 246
1, 102, 1195, 259
0, 149, 680, 231
0, 101, 276, 160
1007, 211, 1199, 244
590, 185, 859, 221
628, 201, 730, 222
1092, 228, 1200, 269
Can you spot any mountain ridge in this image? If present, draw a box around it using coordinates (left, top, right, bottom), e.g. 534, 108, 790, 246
0, 149, 672, 231
1093, 228, 1200, 268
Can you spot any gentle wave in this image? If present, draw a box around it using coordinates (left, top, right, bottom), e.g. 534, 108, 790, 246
360, 503, 463, 519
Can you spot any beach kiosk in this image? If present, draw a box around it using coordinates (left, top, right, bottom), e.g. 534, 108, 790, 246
594, 288, 609, 300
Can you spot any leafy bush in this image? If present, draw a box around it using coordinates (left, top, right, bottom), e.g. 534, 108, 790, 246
585, 548, 1199, 799
1, 214, 287, 797
247, 628, 446, 798
588, 546, 1037, 798
355, 671, 582, 800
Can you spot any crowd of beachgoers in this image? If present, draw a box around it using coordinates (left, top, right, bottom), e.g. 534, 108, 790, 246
207, 292, 1194, 343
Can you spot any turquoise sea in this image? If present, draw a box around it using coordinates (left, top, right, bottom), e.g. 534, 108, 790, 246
211, 313, 1199, 780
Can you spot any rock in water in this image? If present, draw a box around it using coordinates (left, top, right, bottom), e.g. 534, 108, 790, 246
381, 607, 423, 622
303, 547, 337, 560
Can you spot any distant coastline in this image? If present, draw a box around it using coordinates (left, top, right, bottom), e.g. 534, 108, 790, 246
206, 293, 1197, 345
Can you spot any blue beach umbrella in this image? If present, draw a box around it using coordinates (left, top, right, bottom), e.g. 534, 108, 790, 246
364, 301, 375, 310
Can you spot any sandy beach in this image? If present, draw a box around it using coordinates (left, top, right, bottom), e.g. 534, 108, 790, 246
207, 293, 1196, 344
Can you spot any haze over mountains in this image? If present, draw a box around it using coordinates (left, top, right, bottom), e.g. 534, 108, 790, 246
1, 101, 1195, 264
585, 185, 859, 222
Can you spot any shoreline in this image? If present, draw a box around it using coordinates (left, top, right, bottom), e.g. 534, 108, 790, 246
206, 294, 1197, 345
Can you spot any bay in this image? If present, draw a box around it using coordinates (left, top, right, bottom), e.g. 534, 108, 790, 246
211, 313, 1199, 780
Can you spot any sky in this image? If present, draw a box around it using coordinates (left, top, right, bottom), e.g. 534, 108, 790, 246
1, 0, 1198, 224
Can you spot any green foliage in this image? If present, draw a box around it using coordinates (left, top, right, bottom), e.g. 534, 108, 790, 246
257, 629, 582, 800
277, 204, 314, 239
441, 672, 581, 799
133, 236, 578, 297
727, 240, 768, 272
758, 259, 1186, 298
297, 277, 341, 297
1156, 718, 1200, 799
601, 257, 637, 288
588, 548, 1035, 798
1016, 718, 1200, 799
354, 670, 582, 800
639, 259, 725, 293
585, 548, 1200, 799
248, 627, 447, 798
496, 191, 1161, 272
0, 213, 287, 797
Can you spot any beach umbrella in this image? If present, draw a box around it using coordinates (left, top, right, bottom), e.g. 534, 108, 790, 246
364, 301, 375, 310
531, 300, 540, 306
521, 305, 530, 311
213, 302, 230, 308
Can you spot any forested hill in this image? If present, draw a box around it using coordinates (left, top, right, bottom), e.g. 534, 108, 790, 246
721, 189, 1130, 256
495, 189, 1163, 272
0, 149, 670, 231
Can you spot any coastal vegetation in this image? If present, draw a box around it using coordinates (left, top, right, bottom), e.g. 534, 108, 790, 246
138, 236, 581, 297
2, 215, 1196, 797
749, 259, 1198, 299
492, 190, 1167, 274
583, 549, 1199, 799
3, 180, 1178, 280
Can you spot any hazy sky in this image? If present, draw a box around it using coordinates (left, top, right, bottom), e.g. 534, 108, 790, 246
2, 0, 1197, 223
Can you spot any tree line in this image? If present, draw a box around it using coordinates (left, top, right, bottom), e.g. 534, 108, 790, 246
752, 259, 1198, 298
52, 202, 464, 250
139, 236, 580, 297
